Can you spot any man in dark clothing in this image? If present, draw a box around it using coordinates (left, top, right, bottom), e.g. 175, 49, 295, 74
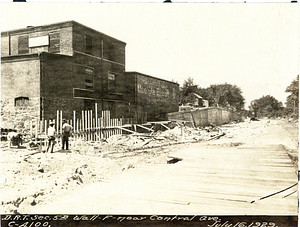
62, 119, 72, 150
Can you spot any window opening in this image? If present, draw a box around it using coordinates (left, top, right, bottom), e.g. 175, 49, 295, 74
18, 36, 29, 54
49, 32, 60, 53
15, 97, 29, 107
108, 73, 116, 93
85, 34, 93, 55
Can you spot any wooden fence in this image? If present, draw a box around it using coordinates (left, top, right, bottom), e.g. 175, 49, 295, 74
31, 109, 135, 142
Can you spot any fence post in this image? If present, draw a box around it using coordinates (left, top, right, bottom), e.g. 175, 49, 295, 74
30, 120, 33, 140
56, 110, 59, 134
102, 111, 105, 139
79, 119, 82, 140
99, 117, 101, 140
35, 119, 38, 141
60, 110, 63, 135
95, 103, 98, 128
73, 110, 76, 133
44, 120, 47, 134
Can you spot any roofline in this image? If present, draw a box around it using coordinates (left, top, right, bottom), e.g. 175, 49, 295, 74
72, 21, 126, 44
1, 20, 74, 36
1, 20, 126, 44
125, 71, 179, 86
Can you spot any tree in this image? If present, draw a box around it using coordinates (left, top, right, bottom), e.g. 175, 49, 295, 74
249, 95, 283, 118
203, 83, 245, 111
285, 75, 299, 118
180, 77, 199, 105
179, 79, 245, 111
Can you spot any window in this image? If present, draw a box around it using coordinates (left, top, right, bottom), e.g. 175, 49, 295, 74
84, 68, 94, 90
49, 32, 60, 53
15, 97, 29, 107
108, 43, 115, 61
108, 73, 115, 93
103, 41, 115, 61
18, 36, 29, 54
75, 65, 94, 90
85, 34, 93, 55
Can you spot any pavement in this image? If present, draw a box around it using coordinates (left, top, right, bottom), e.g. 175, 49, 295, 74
31, 120, 298, 215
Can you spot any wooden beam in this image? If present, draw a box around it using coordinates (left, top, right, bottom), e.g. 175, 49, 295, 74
136, 124, 154, 132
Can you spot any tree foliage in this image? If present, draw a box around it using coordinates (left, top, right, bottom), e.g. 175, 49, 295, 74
204, 83, 245, 111
180, 77, 245, 111
285, 75, 299, 118
249, 95, 283, 118
180, 77, 199, 105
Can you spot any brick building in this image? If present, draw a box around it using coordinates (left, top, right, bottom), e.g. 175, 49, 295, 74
1, 21, 179, 129
125, 72, 179, 121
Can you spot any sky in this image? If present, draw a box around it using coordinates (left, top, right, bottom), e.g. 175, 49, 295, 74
1, 2, 299, 108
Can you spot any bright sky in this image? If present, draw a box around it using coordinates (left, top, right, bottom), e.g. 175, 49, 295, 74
1, 2, 299, 108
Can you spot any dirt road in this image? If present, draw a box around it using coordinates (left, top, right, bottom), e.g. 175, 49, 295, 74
1, 119, 298, 215
31, 119, 298, 215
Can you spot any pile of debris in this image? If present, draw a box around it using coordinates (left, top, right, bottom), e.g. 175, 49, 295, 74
68, 122, 227, 155
1, 121, 229, 157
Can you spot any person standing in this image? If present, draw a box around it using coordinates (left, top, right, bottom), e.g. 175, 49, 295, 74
47, 122, 56, 153
62, 119, 72, 150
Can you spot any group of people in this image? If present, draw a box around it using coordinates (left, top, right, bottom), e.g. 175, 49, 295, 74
7, 120, 73, 153
46, 119, 72, 153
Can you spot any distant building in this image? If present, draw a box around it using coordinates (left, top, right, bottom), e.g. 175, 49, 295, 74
179, 93, 209, 112
193, 93, 209, 107
1, 21, 179, 129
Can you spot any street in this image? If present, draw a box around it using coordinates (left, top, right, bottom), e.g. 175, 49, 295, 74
31, 119, 298, 215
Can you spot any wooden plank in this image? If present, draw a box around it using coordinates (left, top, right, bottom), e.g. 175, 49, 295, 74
35, 119, 38, 139
44, 120, 47, 134
136, 124, 154, 132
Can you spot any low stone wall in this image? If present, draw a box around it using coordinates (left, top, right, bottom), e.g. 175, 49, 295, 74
1, 97, 40, 132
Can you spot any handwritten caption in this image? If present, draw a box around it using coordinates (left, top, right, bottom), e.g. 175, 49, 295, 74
1, 215, 282, 227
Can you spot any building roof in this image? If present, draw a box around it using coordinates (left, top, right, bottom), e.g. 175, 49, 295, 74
1, 20, 126, 44
125, 71, 179, 86
193, 93, 203, 99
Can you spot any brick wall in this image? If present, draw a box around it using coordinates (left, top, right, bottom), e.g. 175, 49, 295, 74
73, 51, 126, 119
125, 72, 179, 121
40, 52, 83, 120
72, 22, 126, 65
1, 23, 73, 57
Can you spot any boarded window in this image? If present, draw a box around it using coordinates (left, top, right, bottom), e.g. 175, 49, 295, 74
15, 97, 29, 106
74, 64, 94, 90
108, 43, 115, 61
108, 73, 115, 93
18, 36, 29, 54
84, 67, 94, 90
85, 34, 93, 55
103, 41, 115, 61
49, 32, 60, 53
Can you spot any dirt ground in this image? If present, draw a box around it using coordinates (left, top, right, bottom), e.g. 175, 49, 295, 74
1, 118, 298, 214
